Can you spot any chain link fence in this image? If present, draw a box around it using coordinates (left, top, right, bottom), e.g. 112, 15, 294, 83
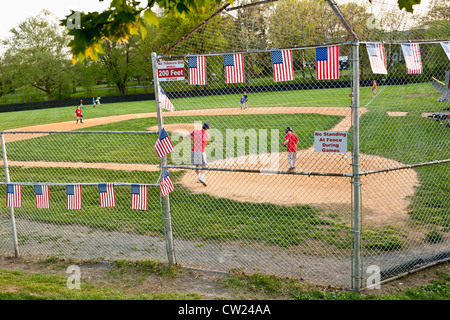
0, 131, 171, 262
0, 0, 449, 290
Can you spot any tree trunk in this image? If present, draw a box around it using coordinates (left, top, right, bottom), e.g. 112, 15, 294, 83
45, 82, 53, 100
117, 82, 127, 95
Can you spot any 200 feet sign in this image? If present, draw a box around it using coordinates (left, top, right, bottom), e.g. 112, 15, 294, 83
157, 60, 185, 81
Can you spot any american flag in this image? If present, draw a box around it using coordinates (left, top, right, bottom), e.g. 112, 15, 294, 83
159, 85, 175, 112
66, 184, 82, 209
6, 184, 22, 208
366, 43, 387, 74
401, 44, 422, 74
131, 184, 148, 210
188, 56, 206, 85
270, 50, 294, 82
160, 171, 174, 197
34, 185, 50, 209
441, 42, 450, 61
224, 53, 245, 84
316, 46, 340, 80
98, 183, 116, 207
154, 127, 174, 159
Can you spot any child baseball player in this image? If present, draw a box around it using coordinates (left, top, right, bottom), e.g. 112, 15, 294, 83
282, 126, 299, 172
187, 122, 211, 186
240, 95, 245, 109
75, 105, 83, 124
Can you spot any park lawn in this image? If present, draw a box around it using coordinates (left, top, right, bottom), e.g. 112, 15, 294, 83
0, 267, 202, 300
0, 261, 449, 300
0, 101, 157, 130
0, 82, 439, 130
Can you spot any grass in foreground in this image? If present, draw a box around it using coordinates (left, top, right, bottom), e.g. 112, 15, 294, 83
0, 258, 448, 300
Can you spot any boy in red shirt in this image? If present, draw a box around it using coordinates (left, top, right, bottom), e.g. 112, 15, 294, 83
189, 123, 210, 186
282, 126, 299, 172
75, 105, 83, 124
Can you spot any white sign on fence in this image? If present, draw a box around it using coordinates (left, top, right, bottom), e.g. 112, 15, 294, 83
157, 60, 185, 81
314, 131, 348, 153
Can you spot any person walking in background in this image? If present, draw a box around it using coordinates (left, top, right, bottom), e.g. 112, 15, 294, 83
75, 105, 83, 124
188, 122, 211, 186
80, 99, 83, 109
92, 97, 96, 108
282, 126, 299, 172
96, 96, 101, 106
240, 95, 245, 109
372, 80, 377, 97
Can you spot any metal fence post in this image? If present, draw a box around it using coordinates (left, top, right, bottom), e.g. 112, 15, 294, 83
351, 43, 362, 291
1, 132, 19, 258
151, 52, 176, 265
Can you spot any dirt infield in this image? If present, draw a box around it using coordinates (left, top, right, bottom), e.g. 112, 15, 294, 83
7, 106, 419, 225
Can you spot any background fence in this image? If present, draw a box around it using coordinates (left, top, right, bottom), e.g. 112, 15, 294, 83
0, 0, 449, 290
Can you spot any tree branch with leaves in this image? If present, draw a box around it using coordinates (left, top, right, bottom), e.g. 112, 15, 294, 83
60, 0, 229, 64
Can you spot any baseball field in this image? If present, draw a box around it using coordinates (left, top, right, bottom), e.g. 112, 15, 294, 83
0, 82, 449, 258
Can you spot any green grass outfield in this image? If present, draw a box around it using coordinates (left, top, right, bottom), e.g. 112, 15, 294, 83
0, 82, 444, 130
4, 113, 343, 164
0, 82, 449, 250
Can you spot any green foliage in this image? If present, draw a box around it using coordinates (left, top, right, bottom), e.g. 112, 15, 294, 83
61, 0, 229, 63
425, 231, 443, 244
0, 268, 202, 300
2, 11, 73, 101
397, 0, 422, 12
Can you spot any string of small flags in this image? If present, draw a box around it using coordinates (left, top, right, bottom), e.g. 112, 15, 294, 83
5, 183, 150, 210
185, 41, 450, 82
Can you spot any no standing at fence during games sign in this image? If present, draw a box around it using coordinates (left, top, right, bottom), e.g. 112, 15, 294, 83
157, 60, 185, 81
314, 131, 347, 153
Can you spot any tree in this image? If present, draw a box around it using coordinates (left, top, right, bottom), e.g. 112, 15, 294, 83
0, 56, 14, 99
2, 10, 73, 100
62, 0, 421, 65
61, 0, 230, 64
74, 59, 106, 96
97, 37, 141, 95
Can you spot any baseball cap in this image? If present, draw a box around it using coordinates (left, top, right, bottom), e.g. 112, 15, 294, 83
203, 122, 210, 129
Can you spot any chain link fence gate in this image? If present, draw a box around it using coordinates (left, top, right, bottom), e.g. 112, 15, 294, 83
0, 0, 448, 291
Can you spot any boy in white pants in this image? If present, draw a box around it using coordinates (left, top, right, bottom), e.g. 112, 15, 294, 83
282, 126, 299, 172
